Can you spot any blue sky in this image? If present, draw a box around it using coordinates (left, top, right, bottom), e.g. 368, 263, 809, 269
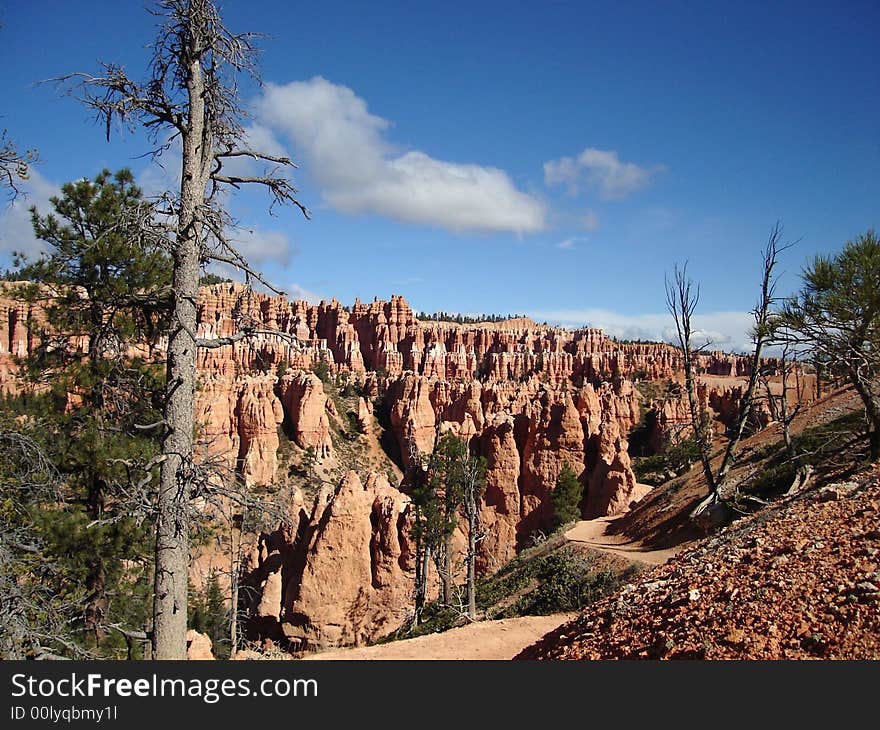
1, 0, 877, 351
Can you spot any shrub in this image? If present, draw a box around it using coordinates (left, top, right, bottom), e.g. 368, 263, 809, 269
517, 549, 628, 615
664, 434, 702, 473
312, 360, 331, 383
550, 463, 583, 530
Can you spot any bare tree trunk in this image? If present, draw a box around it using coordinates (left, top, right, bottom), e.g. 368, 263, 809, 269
153, 54, 206, 661
229, 521, 240, 659
441, 538, 452, 606
666, 264, 717, 498
84, 561, 107, 645
60, 0, 309, 660
229, 577, 239, 659
466, 508, 477, 621
714, 224, 782, 487
849, 372, 880, 461
416, 548, 430, 624
461, 459, 483, 622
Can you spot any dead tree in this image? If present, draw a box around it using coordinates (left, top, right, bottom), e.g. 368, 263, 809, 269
58, 0, 308, 658
771, 332, 813, 494
404, 437, 432, 626
763, 319, 806, 462
665, 262, 718, 497
459, 451, 486, 621
714, 223, 788, 487
667, 224, 791, 509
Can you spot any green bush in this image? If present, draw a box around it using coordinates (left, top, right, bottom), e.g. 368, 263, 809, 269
664, 435, 702, 473
312, 360, 331, 383
188, 571, 229, 659
517, 550, 622, 615
745, 462, 798, 498
550, 463, 583, 530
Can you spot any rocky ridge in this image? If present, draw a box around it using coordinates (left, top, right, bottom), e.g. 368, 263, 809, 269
518, 468, 880, 659
0, 281, 817, 650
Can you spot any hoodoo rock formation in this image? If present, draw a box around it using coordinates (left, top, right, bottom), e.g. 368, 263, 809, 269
277, 372, 334, 460
0, 281, 819, 650
243, 472, 416, 648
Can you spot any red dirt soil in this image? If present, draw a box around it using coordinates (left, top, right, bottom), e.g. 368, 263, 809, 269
519, 465, 880, 659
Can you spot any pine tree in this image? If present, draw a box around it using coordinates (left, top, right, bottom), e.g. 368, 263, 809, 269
781, 230, 880, 460
550, 463, 583, 530
203, 571, 229, 659
4, 168, 170, 656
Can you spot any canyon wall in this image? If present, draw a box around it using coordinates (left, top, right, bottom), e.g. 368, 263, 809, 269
0, 281, 818, 650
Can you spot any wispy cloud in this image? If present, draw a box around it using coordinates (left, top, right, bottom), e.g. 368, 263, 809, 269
544, 148, 663, 200
0, 168, 59, 261
256, 77, 547, 235
238, 228, 297, 267
555, 237, 581, 250
287, 282, 321, 304
528, 307, 756, 353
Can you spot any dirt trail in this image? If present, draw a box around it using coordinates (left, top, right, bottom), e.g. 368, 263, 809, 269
565, 516, 679, 566
302, 614, 576, 661
303, 511, 675, 661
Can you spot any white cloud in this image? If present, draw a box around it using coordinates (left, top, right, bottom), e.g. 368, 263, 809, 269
555, 237, 580, 250
256, 77, 547, 234
235, 228, 296, 267
544, 148, 662, 200
528, 307, 756, 353
242, 123, 289, 161
287, 282, 321, 304
0, 168, 59, 261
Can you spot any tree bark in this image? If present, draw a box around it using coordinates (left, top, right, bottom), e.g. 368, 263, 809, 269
683, 352, 717, 497
152, 53, 206, 661
229, 523, 240, 659
849, 371, 880, 461
466, 509, 476, 621
442, 536, 452, 605
417, 548, 430, 624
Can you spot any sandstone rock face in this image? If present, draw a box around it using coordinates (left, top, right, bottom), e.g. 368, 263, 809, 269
236, 376, 284, 486
586, 417, 638, 518
387, 374, 439, 461
192, 370, 335, 487
378, 372, 641, 566
186, 630, 215, 660
0, 282, 822, 651
356, 396, 372, 434
520, 390, 587, 533
195, 376, 241, 470
278, 372, 333, 459
478, 415, 522, 573
243, 472, 416, 650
